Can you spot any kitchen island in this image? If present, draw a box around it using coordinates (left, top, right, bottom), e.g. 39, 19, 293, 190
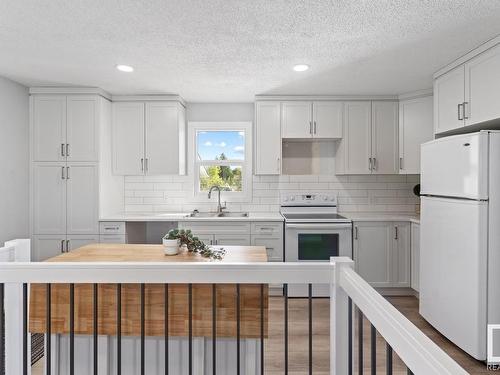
29, 244, 268, 374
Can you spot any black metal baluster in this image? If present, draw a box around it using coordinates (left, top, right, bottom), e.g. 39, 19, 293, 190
117, 284, 122, 375
212, 284, 216, 375
284, 283, 288, 375
260, 284, 264, 375
308, 284, 313, 375
69, 284, 75, 375
46, 284, 51, 375
386, 343, 393, 375
236, 284, 241, 375
358, 309, 363, 375
371, 324, 376, 375
348, 298, 353, 375
140, 284, 145, 375
0, 283, 4, 375
188, 284, 192, 375
93, 283, 98, 375
407, 369, 414, 375
165, 284, 169, 375
22, 283, 28, 375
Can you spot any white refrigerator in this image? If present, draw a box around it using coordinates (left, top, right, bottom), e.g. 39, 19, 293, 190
420, 130, 500, 361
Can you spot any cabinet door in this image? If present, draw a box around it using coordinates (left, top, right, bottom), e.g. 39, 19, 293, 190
66, 163, 99, 234
434, 65, 465, 134
343, 102, 372, 174
66, 96, 99, 162
353, 222, 392, 287
67, 235, 99, 251
371, 101, 398, 174
255, 102, 281, 175
312, 101, 343, 138
33, 235, 66, 261
465, 44, 500, 126
214, 234, 251, 246
251, 236, 283, 262
145, 102, 182, 175
32, 95, 66, 162
281, 102, 312, 138
393, 222, 410, 287
32, 163, 66, 234
398, 96, 433, 174
411, 223, 420, 292
196, 234, 215, 245
112, 102, 145, 175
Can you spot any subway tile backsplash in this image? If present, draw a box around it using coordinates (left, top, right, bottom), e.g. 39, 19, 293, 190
123, 174, 420, 214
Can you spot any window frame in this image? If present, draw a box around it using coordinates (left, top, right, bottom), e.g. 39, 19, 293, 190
188, 121, 253, 202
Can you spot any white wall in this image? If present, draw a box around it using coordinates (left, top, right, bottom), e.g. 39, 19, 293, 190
0, 76, 29, 244
186, 103, 254, 122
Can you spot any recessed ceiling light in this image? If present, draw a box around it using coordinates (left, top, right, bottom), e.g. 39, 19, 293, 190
293, 64, 310, 72
116, 64, 134, 72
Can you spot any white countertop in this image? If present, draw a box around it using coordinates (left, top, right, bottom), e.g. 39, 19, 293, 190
343, 212, 420, 224
100, 212, 285, 222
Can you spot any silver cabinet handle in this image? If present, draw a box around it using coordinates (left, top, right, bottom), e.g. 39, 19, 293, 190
399, 157, 403, 170
66, 144, 70, 157
354, 226, 359, 240
373, 157, 377, 170
463, 102, 469, 120
277, 157, 280, 172
313, 121, 317, 134
309, 121, 312, 134
145, 158, 149, 172
458, 103, 463, 120
61, 166, 65, 179
209, 239, 213, 245
66, 166, 70, 179
369, 158, 372, 171
395, 226, 398, 240
61, 239, 65, 253
141, 158, 144, 171
215, 239, 218, 245
61, 144, 65, 157
66, 239, 70, 252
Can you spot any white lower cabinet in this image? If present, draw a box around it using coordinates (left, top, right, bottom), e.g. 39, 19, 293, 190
99, 235, 127, 244
33, 234, 99, 261
214, 234, 251, 246
353, 221, 410, 288
411, 223, 420, 292
251, 237, 283, 262
67, 235, 99, 251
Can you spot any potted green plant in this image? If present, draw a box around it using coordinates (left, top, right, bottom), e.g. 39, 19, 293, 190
163, 229, 226, 260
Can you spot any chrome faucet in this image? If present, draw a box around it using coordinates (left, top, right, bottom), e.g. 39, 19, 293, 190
208, 185, 226, 213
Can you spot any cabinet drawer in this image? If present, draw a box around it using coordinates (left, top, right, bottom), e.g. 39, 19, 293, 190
251, 236, 283, 261
251, 222, 283, 237
99, 221, 126, 235
99, 234, 127, 244
179, 221, 251, 235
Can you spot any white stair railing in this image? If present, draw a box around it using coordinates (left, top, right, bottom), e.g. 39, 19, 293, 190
0, 240, 469, 375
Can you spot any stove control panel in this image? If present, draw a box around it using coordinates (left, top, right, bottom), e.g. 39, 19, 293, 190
281, 193, 337, 206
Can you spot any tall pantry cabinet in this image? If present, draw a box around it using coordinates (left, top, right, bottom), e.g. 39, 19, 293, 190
30, 91, 109, 260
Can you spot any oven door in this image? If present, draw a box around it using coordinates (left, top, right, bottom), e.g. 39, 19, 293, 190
285, 222, 352, 296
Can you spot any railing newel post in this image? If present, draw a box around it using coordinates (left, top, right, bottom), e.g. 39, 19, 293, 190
330, 256, 354, 375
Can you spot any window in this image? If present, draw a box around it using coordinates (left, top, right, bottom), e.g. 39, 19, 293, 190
188, 122, 252, 201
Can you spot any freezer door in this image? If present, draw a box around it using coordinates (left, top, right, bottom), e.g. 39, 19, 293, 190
421, 132, 488, 200
419, 196, 488, 360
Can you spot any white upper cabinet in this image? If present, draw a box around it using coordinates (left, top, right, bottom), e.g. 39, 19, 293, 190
66, 163, 99, 235
434, 65, 465, 134
340, 101, 372, 174
32, 163, 67, 234
312, 101, 343, 138
32, 95, 66, 162
282, 101, 343, 139
398, 96, 433, 174
112, 102, 145, 175
32, 95, 99, 162
434, 40, 500, 134
255, 102, 281, 175
281, 101, 312, 138
66, 96, 99, 162
112, 101, 186, 175
145, 102, 184, 175
371, 101, 398, 174
465, 44, 500, 126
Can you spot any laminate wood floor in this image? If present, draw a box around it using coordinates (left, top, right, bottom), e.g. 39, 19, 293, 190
31, 296, 489, 374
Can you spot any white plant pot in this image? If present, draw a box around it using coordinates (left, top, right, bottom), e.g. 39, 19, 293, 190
162, 239, 180, 256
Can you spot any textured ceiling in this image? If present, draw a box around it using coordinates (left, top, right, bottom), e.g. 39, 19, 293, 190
1, 1, 500, 102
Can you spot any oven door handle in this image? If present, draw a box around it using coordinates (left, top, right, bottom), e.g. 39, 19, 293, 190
285, 223, 352, 230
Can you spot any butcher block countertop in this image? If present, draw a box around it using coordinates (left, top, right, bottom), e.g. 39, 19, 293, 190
29, 244, 269, 339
